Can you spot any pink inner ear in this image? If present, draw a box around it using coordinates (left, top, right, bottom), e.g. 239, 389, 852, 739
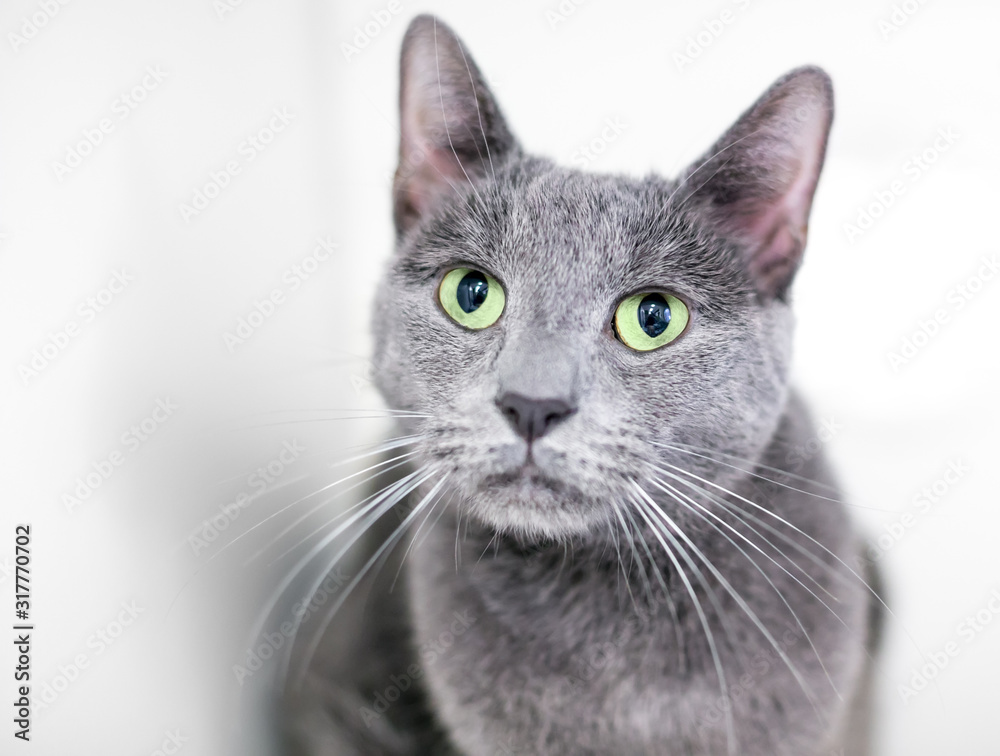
393, 16, 515, 233
396, 87, 473, 223
742, 175, 809, 281
743, 203, 803, 294
736, 113, 827, 296
397, 37, 487, 224
398, 133, 471, 220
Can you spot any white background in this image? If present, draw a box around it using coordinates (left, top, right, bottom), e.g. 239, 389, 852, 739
1, 0, 998, 754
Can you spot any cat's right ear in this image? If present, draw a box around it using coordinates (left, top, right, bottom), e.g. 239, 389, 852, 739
393, 15, 517, 236
677, 67, 834, 300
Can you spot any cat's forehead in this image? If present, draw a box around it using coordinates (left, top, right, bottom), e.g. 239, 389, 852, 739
403, 161, 749, 310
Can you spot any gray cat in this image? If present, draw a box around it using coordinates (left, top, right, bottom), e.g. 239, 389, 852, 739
281, 14, 883, 756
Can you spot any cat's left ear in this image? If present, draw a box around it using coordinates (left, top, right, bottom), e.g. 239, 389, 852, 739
393, 15, 517, 236
679, 67, 834, 300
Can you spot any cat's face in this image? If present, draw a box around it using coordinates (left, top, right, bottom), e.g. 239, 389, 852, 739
373, 16, 832, 541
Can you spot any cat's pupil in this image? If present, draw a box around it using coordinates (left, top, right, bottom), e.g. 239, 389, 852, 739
457, 271, 489, 313
637, 294, 670, 338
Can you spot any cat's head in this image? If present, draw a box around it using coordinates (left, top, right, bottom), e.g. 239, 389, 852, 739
372, 15, 833, 541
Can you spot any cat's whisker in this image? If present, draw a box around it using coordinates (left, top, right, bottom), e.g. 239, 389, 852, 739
619, 502, 666, 598
663, 468, 872, 614
661, 461, 884, 599
633, 483, 827, 731
229, 407, 431, 437
632, 487, 742, 660
174, 433, 424, 552
273, 472, 437, 686
650, 475, 844, 703
431, 19, 486, 209
164, 444, 426, 621
251, 450, 423, 566
453, 32, 496, 184
629, 489, 738, 755
657, 468, 900, 693
650, 441, 845, 494
472, 530, 500, 571
234, 452, 424, 572
390, 486, 455, 593
618, 500, 687, 673
290, 474, 450, 691
607, 500, 641, 612
252, 468, 434, 673
655, 441, 895, 513
651, 465, 839, 599
613, 502, 636, 582
329, 433, 428, 469
664, 441, 839, 494
198, 432, 424, 501
659, 461, 935, 673
164, 466, 314, 611
557, 540, 573, 582
234, 414, 430, 431
239, 406, 431, 418
267, 466, 430, 574
597, 508, 616, 566
454, 502, 463, 573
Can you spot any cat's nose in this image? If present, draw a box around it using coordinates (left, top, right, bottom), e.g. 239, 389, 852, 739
497, 393, 575, 442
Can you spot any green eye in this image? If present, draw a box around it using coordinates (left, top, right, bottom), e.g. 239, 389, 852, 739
438, 267, 506, 329
613, 292, 689, 351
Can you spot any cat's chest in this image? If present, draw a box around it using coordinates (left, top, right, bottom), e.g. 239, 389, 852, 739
405, 527, 723, 755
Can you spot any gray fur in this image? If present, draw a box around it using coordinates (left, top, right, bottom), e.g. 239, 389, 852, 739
284, 14, 881, 755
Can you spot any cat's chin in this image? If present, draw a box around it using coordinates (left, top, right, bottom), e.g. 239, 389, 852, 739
457, 468, 603, 541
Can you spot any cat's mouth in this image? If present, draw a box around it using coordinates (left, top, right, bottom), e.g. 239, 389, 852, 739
480, 462, 576, 499
460, 461, 600, 539
482, 460, 630, 505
